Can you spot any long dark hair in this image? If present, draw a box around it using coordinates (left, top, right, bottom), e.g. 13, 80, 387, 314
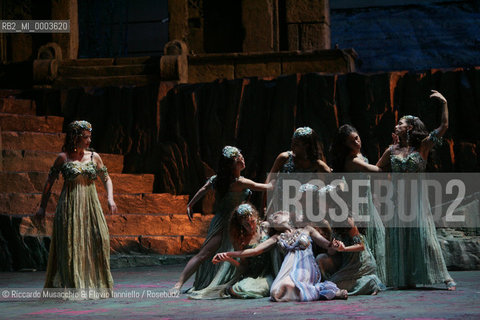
62, 120, 93, 153
402, 116, 429, 149
215, 146, 241, 199
292, 127, 324, 162
330, 124, 358, 173
229, 204, 259, 250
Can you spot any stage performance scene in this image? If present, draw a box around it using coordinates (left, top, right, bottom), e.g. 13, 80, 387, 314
1, 0, 479, 319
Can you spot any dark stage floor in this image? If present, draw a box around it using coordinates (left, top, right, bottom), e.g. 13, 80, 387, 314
1, 266, 479, 319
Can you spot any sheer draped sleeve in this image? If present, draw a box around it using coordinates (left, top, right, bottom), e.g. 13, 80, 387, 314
48, 164, 61, 180
97, 165, 109, 183
428, 129, 443, 146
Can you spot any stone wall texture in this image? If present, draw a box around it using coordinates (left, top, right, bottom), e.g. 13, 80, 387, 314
48, 67, 480, 216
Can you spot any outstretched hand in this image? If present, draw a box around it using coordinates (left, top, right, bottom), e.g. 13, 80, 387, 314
212, 252, 230, 264
430, 90, 447, 104
331, 239, 346, 252
32, 207, 47, 234
108, 199, 118, 214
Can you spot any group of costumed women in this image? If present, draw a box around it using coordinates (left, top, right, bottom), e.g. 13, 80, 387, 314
34, 90, 456, 301
171, 90, 456, 301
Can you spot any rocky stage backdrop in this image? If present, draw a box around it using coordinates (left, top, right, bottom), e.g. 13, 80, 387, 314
45, 69, 480, 209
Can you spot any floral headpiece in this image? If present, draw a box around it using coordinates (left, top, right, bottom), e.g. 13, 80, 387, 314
236, 204, 254, 217
299, 183, 320, 193
318, 184, 336, 196
401, 115, 418, 122
222, 146, 241, 159
69, 120, 92, 134
293, 127, 313, 138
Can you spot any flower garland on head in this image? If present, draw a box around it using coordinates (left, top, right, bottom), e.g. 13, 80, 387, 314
318, 184, 336, 196
299, 183, 320, 193
299, 183, 337, 196
401, 115, 418, 121
236, 203, 254, 217
63, 120, 93, 153
222, 146, 240, 159
231, 203, 257, 250
70, 120, 92, 134
401, 115, 442, 147
293, 127, 313, 138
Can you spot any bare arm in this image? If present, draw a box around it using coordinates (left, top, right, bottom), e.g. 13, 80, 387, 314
421, 90, 449, 155
345, 157, 382, 172
430, 90, 449, 138
376, 147, 392, 170
94, 152, 117, 214
305, 225, 331, 249
263, 153, 288, 213
333, 218, 365, 253
265, 152, 289, 183
333, 240, 364, 252
316, 159, 332, 173
334, 240, 364, 253
186, 178, 213, 221
212, 235, 278, 263
237, 177, 273, 192
35, 154, 66, 218
221, 256, 241, 267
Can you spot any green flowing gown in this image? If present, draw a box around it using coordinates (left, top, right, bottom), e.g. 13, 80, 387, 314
189, 237, 274, 299
358, 156, 387, 283
327, 231, 385, 295
188, 176, 251, 297
386, 133, 452, 287
229, 238, 274, 299
44, 160, 114, 299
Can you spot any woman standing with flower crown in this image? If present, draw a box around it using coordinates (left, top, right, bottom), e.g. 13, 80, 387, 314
376, 90, 456, 290
35, 120, 116, 299
172, 146, 273, 294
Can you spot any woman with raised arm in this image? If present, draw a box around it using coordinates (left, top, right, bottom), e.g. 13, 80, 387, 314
329, 124, 386, 283
35, 120, 116, 299
172, 146, 273, 294
213, 210, 348, 302
376, 90, 456, 290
